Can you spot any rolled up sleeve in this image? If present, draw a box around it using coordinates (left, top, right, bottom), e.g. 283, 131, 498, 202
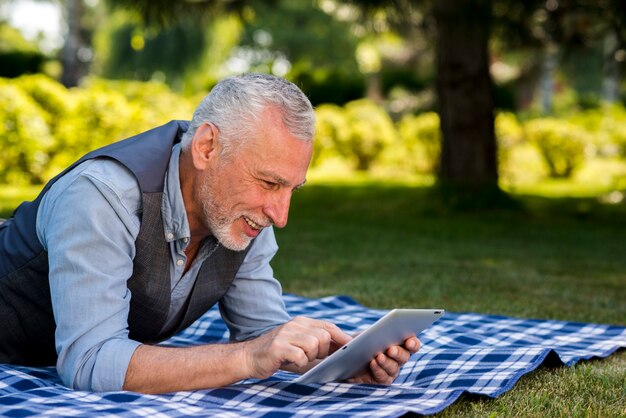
37, 160, 142, 391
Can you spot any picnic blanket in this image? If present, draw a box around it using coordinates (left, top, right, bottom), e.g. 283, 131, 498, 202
1, 294, 625, 417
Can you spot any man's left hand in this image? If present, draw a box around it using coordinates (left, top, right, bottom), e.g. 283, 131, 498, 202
347, 336, 421, 385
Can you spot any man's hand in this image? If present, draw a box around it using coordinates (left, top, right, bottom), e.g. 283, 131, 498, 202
242, 316, 352, 379
347, 336, 421, 385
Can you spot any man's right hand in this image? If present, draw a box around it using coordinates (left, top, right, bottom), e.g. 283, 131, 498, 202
123, 316, 352, 393
242, 316, 352, 379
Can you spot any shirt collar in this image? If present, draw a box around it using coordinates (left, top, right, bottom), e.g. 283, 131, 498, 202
162, 143, 191, 243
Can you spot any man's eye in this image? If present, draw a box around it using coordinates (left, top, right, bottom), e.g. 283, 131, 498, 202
263, 180, 278, 189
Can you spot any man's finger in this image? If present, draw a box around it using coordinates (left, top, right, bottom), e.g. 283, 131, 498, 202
404, 337, 421, 353
386, 345, 410, 365
375, 353, 399, 378
370, 357, 393, 384
321, 321, 351, 347
291, 317, 352, 348
281, 344, 310, 369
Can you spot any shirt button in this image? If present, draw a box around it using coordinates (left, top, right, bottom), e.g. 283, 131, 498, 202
166, 232, 174, 240
176, 259, 184, 267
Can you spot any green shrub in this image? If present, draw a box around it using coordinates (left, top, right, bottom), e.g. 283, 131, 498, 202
343, 99, 398, 171
611, 126, 626, 158
0, 80, 53, 184
524, 118, 587, 178
0, 76, 200, 184
51, 86, 143, 179
312, 104, 351, 169
396, 111, 441, 174
585, 105, 626, 158
14, 74, 73, 136
495, 112, 524, 180
82, 78, 196, 128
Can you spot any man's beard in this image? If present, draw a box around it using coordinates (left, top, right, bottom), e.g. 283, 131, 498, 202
198, 181, 252, 252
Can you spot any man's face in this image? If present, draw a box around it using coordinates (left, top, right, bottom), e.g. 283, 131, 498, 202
198, 110, 312, 251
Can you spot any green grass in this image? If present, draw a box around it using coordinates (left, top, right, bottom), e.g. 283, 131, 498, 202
271, 177, 625, 417
2, 178, 625, 416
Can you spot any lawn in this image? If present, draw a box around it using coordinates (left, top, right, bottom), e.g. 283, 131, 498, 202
2, 177, 625, 416
272, 176, 626, 417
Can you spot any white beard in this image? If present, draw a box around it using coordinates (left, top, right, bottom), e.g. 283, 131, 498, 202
198, 180, 252, 251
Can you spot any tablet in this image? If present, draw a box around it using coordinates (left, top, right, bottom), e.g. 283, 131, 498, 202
294, 309, 444, 384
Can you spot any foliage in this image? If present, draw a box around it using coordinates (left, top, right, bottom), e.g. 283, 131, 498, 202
565, 105, 626, 158
4, 73, 626, 187
13, 74, 73, 136
240, 0, 360, 73
82, 78, 196, 126
93, 10, 209, 90
0, 75, 196, 184
312, 104, 352, 170
495, 112, 524, 181
0, 80, 53, 184
51, 86, 141, 176
312, 100, 399, 172
105, 0, 248, 27
0, 23, 46, 78
524, 118, 588, 178
395, 112, 441, 174
343, 99, 399, 170
293, 70, 366, 107
233, 0, 365, 105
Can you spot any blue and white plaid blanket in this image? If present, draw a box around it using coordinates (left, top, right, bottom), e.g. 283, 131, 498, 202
1, 294, 625, 416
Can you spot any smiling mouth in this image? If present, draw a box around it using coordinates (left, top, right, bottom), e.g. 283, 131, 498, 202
244, 216, 263, 230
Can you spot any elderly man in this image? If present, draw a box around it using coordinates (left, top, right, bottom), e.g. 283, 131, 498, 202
0, 74, 420, 393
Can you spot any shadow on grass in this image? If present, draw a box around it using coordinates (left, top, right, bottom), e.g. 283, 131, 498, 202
291, 181, 626, 224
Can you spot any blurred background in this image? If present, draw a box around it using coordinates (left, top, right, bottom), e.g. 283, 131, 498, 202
1, 0, 626, 201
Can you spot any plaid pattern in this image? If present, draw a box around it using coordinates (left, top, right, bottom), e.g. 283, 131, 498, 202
1, 294, 624, 417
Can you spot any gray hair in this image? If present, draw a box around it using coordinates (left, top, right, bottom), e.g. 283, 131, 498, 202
181, 73, 315, 154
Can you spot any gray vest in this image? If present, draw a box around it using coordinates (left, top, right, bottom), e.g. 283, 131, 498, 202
0, 121, 250, 365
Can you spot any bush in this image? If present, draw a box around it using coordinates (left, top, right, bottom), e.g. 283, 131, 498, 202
0, 76, 201, 184
14, 74, 73, 136
82, 78, 196, 128
524, 118, 587, 178
396, 112, 441, 174
312, 104, 351, 169
343, 99, 398, 171
50, 86, 144, 179
495, 112, 524, 180
570, 105, 626, 158
0, 80, 53, 184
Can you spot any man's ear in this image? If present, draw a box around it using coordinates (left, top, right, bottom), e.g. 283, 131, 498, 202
190, 122, 220, 170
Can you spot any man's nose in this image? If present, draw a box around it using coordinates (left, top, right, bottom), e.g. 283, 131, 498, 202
265, 190, 291, 228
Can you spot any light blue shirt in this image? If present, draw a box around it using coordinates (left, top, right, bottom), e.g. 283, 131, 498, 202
36, 143, 291, 392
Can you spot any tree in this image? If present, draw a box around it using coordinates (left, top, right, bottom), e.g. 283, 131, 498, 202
347, 0, 626, 198
345, 0, 499, 194
60, 0, 84, 86
433, 0, 498, 191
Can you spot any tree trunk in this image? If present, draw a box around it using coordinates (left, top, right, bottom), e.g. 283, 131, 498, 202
433, 0, 498, 191
540, 41, 558, 114
602, 32, 619, 103
61, 0, 83, 87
